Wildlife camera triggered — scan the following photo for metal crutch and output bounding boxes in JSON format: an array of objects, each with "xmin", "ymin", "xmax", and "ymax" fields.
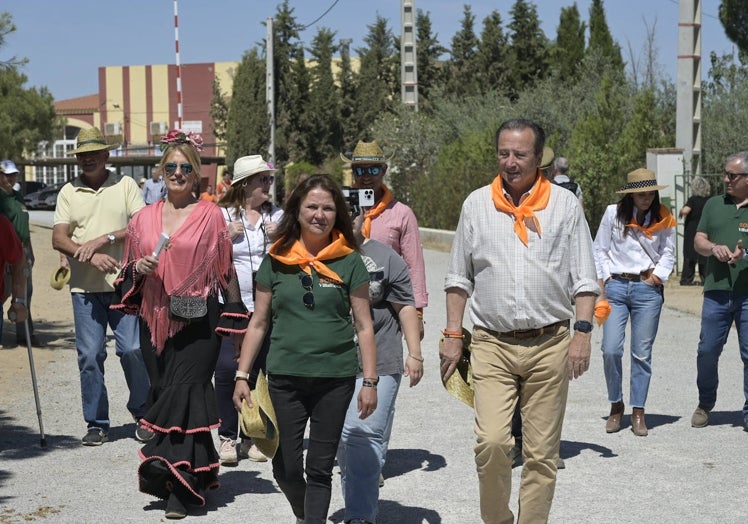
[{"xmin": 9, "ymin": 264, "xmax": 47, "ymax": 447}]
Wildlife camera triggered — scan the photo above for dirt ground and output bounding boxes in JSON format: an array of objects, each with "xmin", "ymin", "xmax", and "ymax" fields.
[{"xmin": 0, "ymin": 224, "xmax": 705, "ymax": 401}]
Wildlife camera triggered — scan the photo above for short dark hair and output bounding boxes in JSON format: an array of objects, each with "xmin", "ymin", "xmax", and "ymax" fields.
[
  {"xmin": 273, "ymin": 174, "xmax": 359, "ymax": 254},
  {"xmin": 494, "ymin": 119, "xmax": 546, "ymax": 157}
]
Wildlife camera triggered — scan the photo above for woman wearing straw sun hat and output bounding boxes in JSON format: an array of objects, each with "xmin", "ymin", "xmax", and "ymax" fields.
[
  {"xmin": 214, "ymin": 155, "xmax": 282, "ymax": 465},
  {"xmin": 593, "ymin": 168, "xmax": 676, "ymax": 437}
]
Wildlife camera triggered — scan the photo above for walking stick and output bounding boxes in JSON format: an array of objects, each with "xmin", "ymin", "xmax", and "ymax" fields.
[{"xmin": 9, "ymin": 265, "xmax": 47, "ymax": 447}]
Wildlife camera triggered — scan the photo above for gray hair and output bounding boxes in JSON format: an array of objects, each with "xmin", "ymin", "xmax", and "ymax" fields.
[
  {"xmin": 725, "ymin": 151, "xmax": 748, "ymax": 170},
  {"xmin": 554, "ymin": 157, "xmax": 569, "ymax": 175},
  {"xmin": 689, "ymin": 176, "xmax": 711, "ymax": 198}
]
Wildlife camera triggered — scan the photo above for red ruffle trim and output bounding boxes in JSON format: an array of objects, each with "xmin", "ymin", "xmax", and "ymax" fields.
[{"xmin": 139, "ymin": 419, "xmax": 220, "ymax": 435}]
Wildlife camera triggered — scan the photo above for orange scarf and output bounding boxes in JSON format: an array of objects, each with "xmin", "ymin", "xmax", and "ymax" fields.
[
  {"xmin": 625, "ymin": 205, "xmax": 677, "ymax": 238},
  {"xmin": 269, "ymin": 229, "xmax": 354, "ymax": 284},
  {"xmin": 362, "ymin": 184, "xmax": 394, "ymax": 238},
  {"xmin": 595, "ymin": 299, "xmax": 612, "ymax": 326},
  {"xmin": 490, "ymin": 172, "xmax": 551, "ymax": 247}
]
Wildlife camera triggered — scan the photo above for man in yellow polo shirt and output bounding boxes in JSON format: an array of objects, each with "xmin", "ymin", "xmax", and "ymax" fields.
[{"xmin": 52, "ymin": 127, "xmax": 151, "ymax": 446}]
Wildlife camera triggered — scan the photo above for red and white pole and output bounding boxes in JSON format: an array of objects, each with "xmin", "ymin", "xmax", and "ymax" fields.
[{"xmin": 174, "ymin": 0, "xmax": 183, "ymax": 129}]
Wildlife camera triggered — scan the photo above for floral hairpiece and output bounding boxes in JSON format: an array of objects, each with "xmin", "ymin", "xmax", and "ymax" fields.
[{"xmin": 159, "ymin": 129, "xmax": 204, "ymax": 152}]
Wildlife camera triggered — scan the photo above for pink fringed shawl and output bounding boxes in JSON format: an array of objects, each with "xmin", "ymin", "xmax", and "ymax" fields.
[{"xmin": 120, "ymin": 200, "xmax": 233, "ymax": 354}]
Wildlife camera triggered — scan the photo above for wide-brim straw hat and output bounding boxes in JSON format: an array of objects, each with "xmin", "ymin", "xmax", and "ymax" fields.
[
  {"xmin": 616, "ymin": 168, "xmax": 667, "ymax": 194},
  {"xmin": 441, "ymin": 328, "xmax": 474, "ymax": 408},
  {"xmin": 340, "ymin": 140, "xmax": 393, "ymax": 164},
  {"xmin": 67, "ymin": 127, "xmax": 119, "ymax": 155},
  {"xmin": 231, "ymin": 155, "xmax": 275, "ymax": 186},
  {"xmin": 239, "ymin": 370, "xmax": 279, "ymax": 458},
  {"xmin": 540, "ymin": 146, "xmax": 555, "ymax": 169},
  {"xmin": 50, "ymin": 266, "xmax": 71, "ymax": 290}
]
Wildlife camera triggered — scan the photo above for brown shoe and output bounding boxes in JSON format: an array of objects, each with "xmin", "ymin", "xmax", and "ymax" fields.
[
  {"xmin": 631, "ymin": 407, "xmax": 648, "ymax": 436},
  {"xmin": 605, "ymin": 401, "xmax": 624, "ymax": 433}
]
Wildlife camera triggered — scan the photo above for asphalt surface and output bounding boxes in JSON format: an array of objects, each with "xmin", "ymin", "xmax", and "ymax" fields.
[{"xmin": 0, "ymin": 212, "xmax": 746, "ymax": 523}]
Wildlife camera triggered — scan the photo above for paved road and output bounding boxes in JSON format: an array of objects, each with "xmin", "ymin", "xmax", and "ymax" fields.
[{"xmin": 1, "ymin": 214, "xmax": 746, "ymax": 523}]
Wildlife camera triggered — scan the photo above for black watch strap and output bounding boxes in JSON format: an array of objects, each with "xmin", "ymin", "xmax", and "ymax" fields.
[{"xmin": 573, "ymin": 320, "xmax": 593, "ymax": 333}]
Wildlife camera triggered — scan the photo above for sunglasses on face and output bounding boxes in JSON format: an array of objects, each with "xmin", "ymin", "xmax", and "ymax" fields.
[
  {"xmin": 164, "ymin": 162, "xmax": 193, "ymax": 175},
  {"xmin": 243, "ymin": 175, "xmax": 274, "ymax": 187},
  {"xmin": 353, "ymin": 165, "xmax": 383, "ymax": 177},
  {"xmin": 724, "ymin": 170, "xmax": 748, "ymax": 182},
  {"xmin": 300, "ymin": 274, "xmax": 314, "ymax": 309}
]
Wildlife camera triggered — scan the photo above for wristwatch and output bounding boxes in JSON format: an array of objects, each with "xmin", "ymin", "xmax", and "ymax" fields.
[
  {"xmin": 13, "ymin": 297, "xmax": 27, "ymax": 305},
  {"xmin": 573, "ymin": 320, "xmax": 593, "ymax": 333},
  {"xmin": 107, "ymin": 233, "xmax": 116, "ymax": 245}
]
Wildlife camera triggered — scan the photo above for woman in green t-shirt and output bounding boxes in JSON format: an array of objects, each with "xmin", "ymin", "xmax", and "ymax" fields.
[{"xmin": 233, "ymin": 174, "xmax": 378, "ymax": 523}]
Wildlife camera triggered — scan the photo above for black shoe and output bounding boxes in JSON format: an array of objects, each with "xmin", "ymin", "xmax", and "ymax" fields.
[
  {"xmin": 165, "ymin": 492, "xmax": 187, "ymax": 519},
  {"xmin": 135, "ymin": 420, "xmax": 156, "ymax": 442},
  {"xmin": 82, "ymin": 428, "xmax": 108, "ymax": 446},
  {"xmin": 744, "ymin": 421, "xmax": 748, "ymax": 433}
]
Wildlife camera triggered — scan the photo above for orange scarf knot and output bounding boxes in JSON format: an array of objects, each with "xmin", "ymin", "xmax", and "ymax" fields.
[
  {"xmin": 490, "ymin": 172, "xmax": 551, "ymax": 247},
  {"xmin": 625, "ymin": 205, "xmax": 677, "ymax": 238},
  {"xmin": 362, "ymin": 184, "xmax": 393, "ymax": 238},
  {"xmin": 269, "ymin": 229, "xmax": 354, "ymax": 284}
]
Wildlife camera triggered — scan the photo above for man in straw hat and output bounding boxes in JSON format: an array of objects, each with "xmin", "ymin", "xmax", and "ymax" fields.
[
  {"xmin": 52, "ymin": 127, "xmax": 152, "ymax": 446},
  {"xmin": 0, "ymin": 159, "xmax": 37, "ymax": 346},
  {"xmin": 441, "ymin": 118, "xmax": 599, "ymax": 523},
  {"xmin": 343, "ymin": 140, "xmax": 428, "ymax": 338},
  {"xmin": 691, "ymin": 150, "xmax": 748, "ymax": 433}
]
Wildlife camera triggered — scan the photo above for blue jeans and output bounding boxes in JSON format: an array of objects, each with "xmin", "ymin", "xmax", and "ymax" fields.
[
  {"xmin": 696, "ymin": 290, "xmax": 748, "ymax": 422},
  {"xmin": 269, "ymin": 374, "xmax": 354, "ymax": 524},
  {"xmin": 601, "ymin": 278, "xmax": 664, "ymax": 408},
  {"xmin": 71, "ymin": 292, "xmax": 149, "ymax": 431},
  {"xmin": 338, "ymin": 374, "xmax": 401, "ymax": 523}
]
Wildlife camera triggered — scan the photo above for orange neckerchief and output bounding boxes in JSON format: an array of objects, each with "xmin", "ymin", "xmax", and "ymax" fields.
[
  {"xmin": 625, "ymin": 205, "xmax": 677, "ymax": 238},
  {"xmin": 362, "ymin": 184, "xmax": 394, "ymax": 238},
  {"xmin": 490, "ymin": 172, "xmax": 551, "ymax": 247},
  {"xmin": 269, "ymin": 229, "xmax": 354, "ymax": 284},
  {"xmin": 595, "ymin": 299, "xmax": 612, "ymax": 326}
]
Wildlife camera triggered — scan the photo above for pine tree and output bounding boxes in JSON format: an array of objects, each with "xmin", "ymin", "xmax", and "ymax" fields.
[
  {"xmin": 476, "ymin": 10, "xmax": 510, "ymax": 96},
  {"xmin": 587, "ymin": 0, "xmax": 624, "ymax": 73},
  {"xmin": 224, "ymin": 49, "xmax": 269, "ymax": 168},
  {"xmin": 507, "ymin": 0, "xmax": 550, "ymax": 94},
  {"xmin": 415, "ymin": 9, "xmax": 447, "ymax": 110},
  {"xmin": 306, "ymin": 28, "xmax": 341, "ymax": 164},
  {"xmin": 554, "ymin": 3, "xmax": 586, "ymax": 81},
  {"xmin": 443, "ymin": 5, "xmax": 480, "ymax": 98},
  {"xmin": 337, "ymin": 38, "xmax": 357, "ymax": 149}
]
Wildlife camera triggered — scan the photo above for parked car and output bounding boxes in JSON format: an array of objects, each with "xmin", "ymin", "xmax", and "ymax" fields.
[
  {"xmin": 24, "ymin": 183, "xmax": 64, "ymax": 210},
  {"xmin": 22, "ymin": 181, "xmax": 47, "ymax": 195}
]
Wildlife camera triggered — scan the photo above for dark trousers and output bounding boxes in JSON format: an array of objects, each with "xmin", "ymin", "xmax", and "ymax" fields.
[
  {"xmin": 681, "ymin": 255, "xmax": 706, "ymax": 284},
  {"xmin": 214, "ymin": 324, "xmax": 270, "ymax": 439},
  {"xmin": 269, "ymin": 375, "xmax": 355, "ymax": 523}
]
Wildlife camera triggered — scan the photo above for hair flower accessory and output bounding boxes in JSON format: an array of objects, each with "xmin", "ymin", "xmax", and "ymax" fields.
[{"xmin": 160, "ymin": 129, "xmax": 204, "ymax": 152}]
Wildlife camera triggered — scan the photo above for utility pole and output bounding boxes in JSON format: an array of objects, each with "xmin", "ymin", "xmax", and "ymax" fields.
[
  {"xmin": 266, "ymin": 17, "xmax": 276, "ymax": 202},
  {"xmin": 676, "ymin": 0, "xmax": 702, "ymax": 175},
  {"xmin": 400, "ymin": 0, "xmax": 418, "ymax": 111},
  {"xmin": 173, "ymin": 0, "xmax": 183, "ymax": 128}
]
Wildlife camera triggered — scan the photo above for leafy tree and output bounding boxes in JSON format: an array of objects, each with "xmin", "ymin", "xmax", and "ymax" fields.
[
  {"xmin": 475, "ymin": 10, "xmax": 510, "ymax": 96},
  {"xmin": 507, "ymin": 0, "xmax": 550, "ymax": 94},
  {"xmin": 350, "ymin": 16, "xmax": 398, "ymax": 143},
  {"xmin": 414, "ymin": 10, "xmax": 447, "ymax": 110},
  {"xmin": 587, "ymin": 0, "xmax": 624, "ymax": 73},
  {"xmin": 0, "ymin": 12, "xmax": 58, "ymax": 158},
  {"xmin": 553, "ymin": 3, "xmax": 586, "ymax": 81},
  {"xmin": 224, "ymin": 49, "xmax": 268, "ymax": 168},
  {"xmin": 209, "ymin": 76, "xmax": 229, "ymax": 143},
  {"xmin": 719, "ymin": 0, "xmax": 748, "ymax": 55},
  {"xmin": 702, "ymin": 52, "xmax": 748, "ymax": 174},
  {"xmin": 305, "ymin": 28, "xmax": 341, "ymax": 164},
  {"xmin": 443, "ymin": 5, "xmax": 480, "ymax": 98}
]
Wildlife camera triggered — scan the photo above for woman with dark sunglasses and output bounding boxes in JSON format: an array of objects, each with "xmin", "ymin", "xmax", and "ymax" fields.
[
  {"xmin": 112, "ymin": 130, "xmax": 249, "ymax": 519},
  {"xmin": 233, "ymin": 174, "xmax": 378, "ymax": 524},
  {"xmin": 214, "ymin": 155, "xmax": 282, "ymax": 465}
]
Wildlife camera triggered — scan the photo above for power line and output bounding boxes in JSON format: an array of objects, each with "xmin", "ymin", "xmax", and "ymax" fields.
[{"xmin": 299, "ymin": 0, "xmax": 340, "ymax": 30}]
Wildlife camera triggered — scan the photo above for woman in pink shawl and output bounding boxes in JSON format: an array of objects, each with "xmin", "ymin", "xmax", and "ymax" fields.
[{"xmin": 113, "ymin": 130, "xmax": 248, "ymax": 519}]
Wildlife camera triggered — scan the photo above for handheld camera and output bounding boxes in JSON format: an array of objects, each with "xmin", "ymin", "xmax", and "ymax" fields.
[{"xmin": 342, "ymin": 187, "xmax": 375, "ymax": 217}]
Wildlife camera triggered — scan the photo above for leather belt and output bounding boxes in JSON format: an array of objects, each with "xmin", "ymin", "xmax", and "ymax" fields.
[
  {"xmin": 611, "ymin": 269, "xmax": 654, "ymax": 282},
  {"xmin": 489, "ymin": 320, "xmax": 569, "ymax": 340}
]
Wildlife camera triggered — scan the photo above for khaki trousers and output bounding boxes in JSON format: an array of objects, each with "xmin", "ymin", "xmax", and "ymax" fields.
[{"xmin": 471, "ymin": 326, "xmax": 570, "ymax": 524}]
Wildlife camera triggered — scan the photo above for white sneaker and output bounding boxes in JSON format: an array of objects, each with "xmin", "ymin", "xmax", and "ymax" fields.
[
  {"xmin": 239, "ymin": 439, "xmax": 268, "ymax": 462},
  {"xmin": 219, "ymin": 437, "xmax": 238, "ymax": 465}
]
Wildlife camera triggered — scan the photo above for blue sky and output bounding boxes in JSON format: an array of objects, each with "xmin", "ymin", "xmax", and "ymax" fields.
[{"xmin": 2, "ymin": 0, "xmax": 735, "ymax": 101}]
